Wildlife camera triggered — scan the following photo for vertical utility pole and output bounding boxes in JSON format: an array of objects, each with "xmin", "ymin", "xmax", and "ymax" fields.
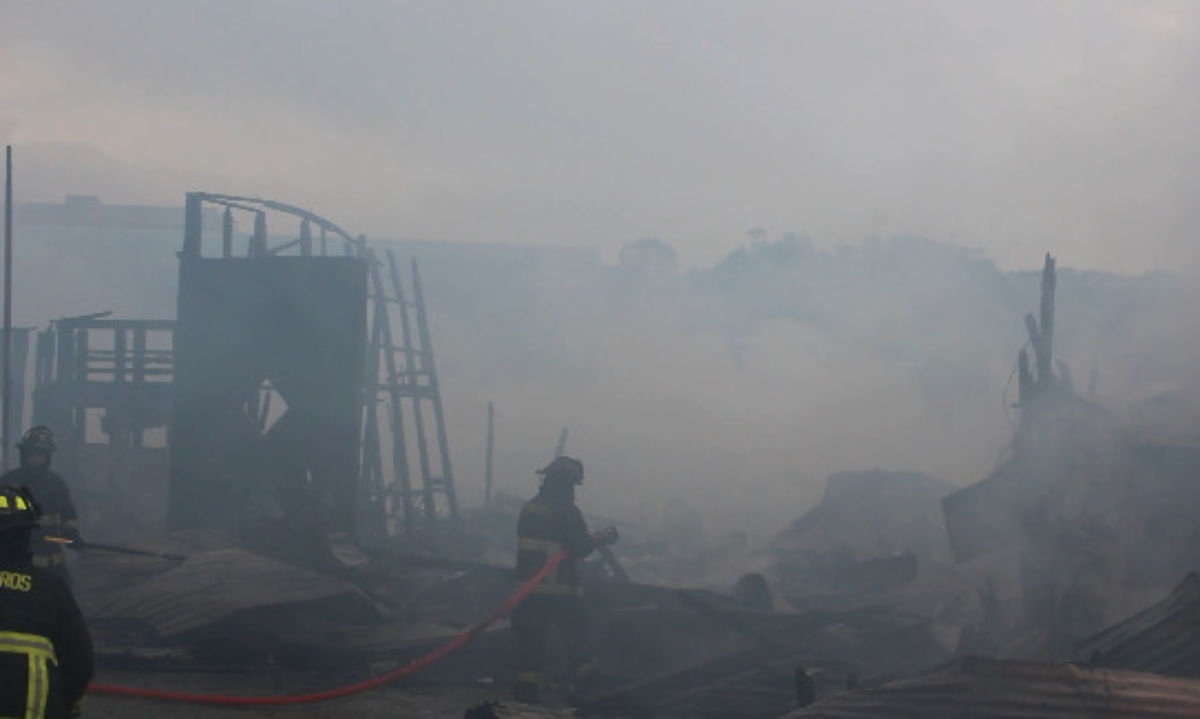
[
  {"xmin": 553, "ymin": 427, "xmax": 568, "ymax": 459},
  {"xmin": 3, "ymin": 146, "xmax": 13, "ymax": 471},
  {"xmin": 484, "ymin": 401, "xmax": 494, "ymax": 509}
]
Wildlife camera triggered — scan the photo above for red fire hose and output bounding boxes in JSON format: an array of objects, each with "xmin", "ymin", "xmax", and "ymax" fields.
[{"xmin": 89, "ymin": 550, "xmax": 567, "ymax": 706}]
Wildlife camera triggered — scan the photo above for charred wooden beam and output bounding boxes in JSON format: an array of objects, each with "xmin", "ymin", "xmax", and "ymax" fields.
[
  {"xmin": 1017, "ymin": 347, "xmax": 1033, "ymax": 406},
  {"xmin": 249, "ymin": 211, "xmax": 267, "ymax": 257},
  {"xmin": 221, "ymin": 207, "xmax": 233, "ymax": 258},
  {"xmin": 1038, "ymin": 252, "xmax": 1056, "ymax": 384},
  {"xmin": 299, "ymin": 219, "xmax": 312, "ymax": 257}
]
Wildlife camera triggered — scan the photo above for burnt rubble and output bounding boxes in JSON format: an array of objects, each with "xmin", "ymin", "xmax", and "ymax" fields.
[{"xmin": 43, "ymin": 207, "xmax": 1200, "ymax": 718}]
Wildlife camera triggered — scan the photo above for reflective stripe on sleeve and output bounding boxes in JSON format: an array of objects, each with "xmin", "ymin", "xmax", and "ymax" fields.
[
  {"xmin": 27, "ymin": 652, "xmax": 49, "ymax": 719},
  {"xmin": 522, "ymin": 502, "xmax": 554, "ymax": 516},
  {"xmin": 517, "ymin": 538, "xmax": 565, "ymax": 554},
  {"xmin": 0, "ymin": 631, "xmax": 57, "ymax": 719},
  {"xmin": 0, "ymin": 631, "xmax": 56, "ymax": 664},
  {"xmin": 31, "ymin": 553, "xmax": 64, "ymax": 567}
]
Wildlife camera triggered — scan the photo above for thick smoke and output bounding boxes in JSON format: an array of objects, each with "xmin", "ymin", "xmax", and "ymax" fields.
[
  {"xmin": 422, "ymin": 234, "xmax": 1200, "ymax": 543},
  {"xmin": 4, "ymin": 1, "xmax": 1199, "ymax": 553}
]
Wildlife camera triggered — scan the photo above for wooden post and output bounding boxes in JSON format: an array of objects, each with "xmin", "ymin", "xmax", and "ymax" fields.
[
  {"xmin": 1038, "ymin": 253, "xmax": 1056, "ymax": 387},
  {"xmin": 3, "ymin": 146, "xmax": 12, "ymax": 471},
  {"xmin": 553, "ymin": 427, "xmax": 568, "ymax": 458},
  {"xmin": 221, "ymin": 207, "xmax": 233, "ymax": 258},
  {"xmin": 484, "ymin": 401, "xmax": 494, "ymax": 509},
  {"xmin": 182, "ymin": 193, "xmax": 204, "ymax": 258},
  {"xmin": 390, "ymin": 254, "xmax": 436, "ymax": 521},
  {"xmin": 299, "ymin": 219, "xmax": 312, "ymax": 257},
  {"xmin": 250, "ymin": 211, "xmax": 267, "ymax": 257},
  {"xmin": 1017, "ymin": 348, "xmax": 1032, "ymax": 406},
  {"xmin": 410, "ymin": 257, "xmax": 458, "ymax": 520},
  {"xmin": 371, "ymin": 250, "xmax": 416, "ymax": 534},
  {"xmin": 113, "ymin": 325, "xmax": 127, "ymax": 384}
]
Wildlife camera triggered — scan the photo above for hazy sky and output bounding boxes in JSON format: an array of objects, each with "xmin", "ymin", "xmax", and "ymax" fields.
[{"xmin": 3, "ymin": 1, "xmax": 1198, "ymax": 271}]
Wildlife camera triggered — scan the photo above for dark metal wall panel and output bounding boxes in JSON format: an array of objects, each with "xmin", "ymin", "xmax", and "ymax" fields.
[{"xmin": 169, "ymin": 257, "xmax": 367, "ymax": 532}]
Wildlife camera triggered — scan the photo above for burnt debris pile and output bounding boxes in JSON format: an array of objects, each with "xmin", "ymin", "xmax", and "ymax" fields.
[{"xmin": 21, "ymin": 196, "xmax": 1200, "ymax": 718}]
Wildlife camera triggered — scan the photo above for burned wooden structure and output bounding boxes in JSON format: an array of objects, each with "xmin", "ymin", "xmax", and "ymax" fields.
[
  {"xmin": 1016, "ymin": 253, "xmax": 1060, "ymax": 407},
  {"xmin": 943, "ymin": 252, "xmax": 1200, "ymax": 662},
  {"xmin": 32, "ymin": 315, "xmax": 173, "ymax": 536},
  {"xmin": 18, "ymin": 194, "xmax": 460, "ymax": 549},
  {"xmin": 172, "ymin": 193, "xmax": 459, "ymax": 548},
  {"xmin": 360, "ymin": 245, "xmax": 460, "ymax": 543}
]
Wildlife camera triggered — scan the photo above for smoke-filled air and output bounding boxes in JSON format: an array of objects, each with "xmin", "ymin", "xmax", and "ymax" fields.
[{"xmin": 2, "ymin": 2, "xmax": 1200, "ymax": 717}]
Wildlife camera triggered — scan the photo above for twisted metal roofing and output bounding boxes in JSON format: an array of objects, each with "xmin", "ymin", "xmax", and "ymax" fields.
[{"xmin": 785, "ymin": 656, "xmax": 1200, "ymax": 718}]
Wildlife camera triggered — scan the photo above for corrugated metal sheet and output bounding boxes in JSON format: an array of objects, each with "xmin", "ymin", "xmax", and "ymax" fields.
[
  {"xmin": 92, "ymin": 548, "xmax": 375, "ymax": 638},
  {"xmin": 1078, "ymin": 573, "xmax": 1200, "ymax": 677},
  {"xmin": 784, "ymin": 657, "xmax": 1200, "ymax": 718}
]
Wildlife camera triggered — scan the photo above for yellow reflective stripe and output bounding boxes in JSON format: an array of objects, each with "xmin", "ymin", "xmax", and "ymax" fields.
[
  {"xmin": 0, "ymin": 632, "xmax": 55, "ymax": 719},
  {"xmin": 519, "ymin": 538, "xmax": 568, "ymax": 587},
  {"xmin": 26, "ymin": 653, "xmax": 48, "ymax": 719},
  {"xmin": 0, "ymin": 632, "xmax": 56, "ymax": 664},
  {"xmin": 523, "ymin": 502, "xmax": 554, "ymax": 516},
  {"xmin": 518, "ymin": 538, "xmax": 564, "ymax": 554},
  {"xmin": 31, "ymin": 554, "xmax": 64, "ymax": 567},
  {"xmin": 529, "ymin": 583, "xmax": 583, "ymax": 597}
]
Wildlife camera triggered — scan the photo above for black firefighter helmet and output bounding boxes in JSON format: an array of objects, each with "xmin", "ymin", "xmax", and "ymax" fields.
[
  {"xmin": 16, "ymin": 426, "xmax": 56, "ymax": 456},
  {"xmin": 538, "ymin": 456, "xmax": 584, "ymax": 486},
  {"xmin": 0, "ymin": 485, "xmax": 41, "ymax": 532}
]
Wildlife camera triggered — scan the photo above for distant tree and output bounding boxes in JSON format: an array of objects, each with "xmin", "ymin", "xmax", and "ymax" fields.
[
  {"xmin": 713, "ymin": 232, "xmax": 814, "ymax": 275},
  {"xmin": 758, "ymin": 232, "xmax": 813, "ymax": 265},
  {"xmin": 619, "ymin": 237, "xmax": 678, "ymax": 273}
]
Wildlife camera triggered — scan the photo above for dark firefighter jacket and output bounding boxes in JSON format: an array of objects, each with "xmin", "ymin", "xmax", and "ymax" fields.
[
  {"xmin": 0, "ymin": 557, "xmax": 93, "ymax": 718},
  {"xmin": 0, "ymin": 468, "xmax": 80, "ymax": 571},
  {"xmin": 515, "ymin": 488, "xmax": 599, "ymax": 596}
]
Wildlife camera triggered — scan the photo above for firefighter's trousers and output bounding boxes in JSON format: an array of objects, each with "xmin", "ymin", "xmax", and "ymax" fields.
[{"xmin": 511, "ymin": 594, "xmax": 596, "ymax": 701}]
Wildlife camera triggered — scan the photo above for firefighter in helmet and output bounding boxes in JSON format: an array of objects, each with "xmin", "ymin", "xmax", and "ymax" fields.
[
  {"xmin": 0, "ymin": 484, "xmax": 93, "ymax": 718},
  {"xmin": 0, "ymin": 427, "xmax": 82, "ymax": 584},
  {"xmin": 511, "ymin": 456, "xmax": 618, "ymax": 704}
]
